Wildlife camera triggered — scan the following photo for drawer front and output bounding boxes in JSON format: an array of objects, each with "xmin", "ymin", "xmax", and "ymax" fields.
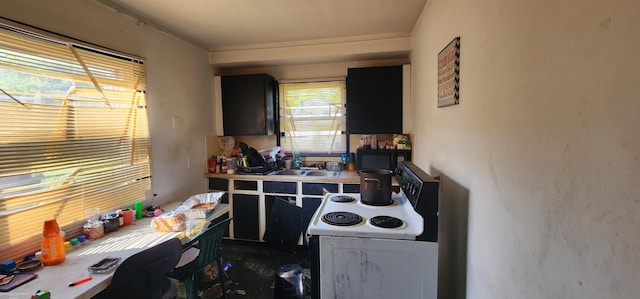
[
  {"xmin": 208, "ymin": 178, "xmax": 229, "ymax": 191},
  {"xmin": 302, "ymin": 183, "xmax": 338, "ymax": 196},
  {"xmin": 343, "ymin": 184, "xmax": 360, "ymax": 193},
  {"xmin": 264, "ymin": 181, "xmax": 297, "ymax": 194}
]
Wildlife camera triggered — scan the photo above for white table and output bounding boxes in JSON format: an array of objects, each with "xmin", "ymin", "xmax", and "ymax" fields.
[{"xmin": 5, "ymin": 203, "xmax": 229, "ymax": 299}]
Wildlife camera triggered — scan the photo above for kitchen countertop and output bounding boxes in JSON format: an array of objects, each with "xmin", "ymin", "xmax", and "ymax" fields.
[
  {"xmin": 205, "ymin": 169, "xmax": 361, "ymax": 183},
  {"xmin": 205, "ymin": 170, "xmax": 399, "ymax": 185}
]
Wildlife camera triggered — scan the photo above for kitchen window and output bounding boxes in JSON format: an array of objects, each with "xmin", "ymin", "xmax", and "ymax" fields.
[
  {"xmin": 0, "ymin": 21, "xmax": 150, "ymax": 261},
  {"xmin": 279, "ymin": 81, "xmax": 346, "ymax": 154}
]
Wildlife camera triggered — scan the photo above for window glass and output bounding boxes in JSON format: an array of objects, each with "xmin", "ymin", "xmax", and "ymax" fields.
[
  {"xmin": 279, "ymin": 81, "xmax": 346, "ymax": 154},
  {"xmin": 0, "ymin": 23, "xmax": 150, "ymax": 261}
]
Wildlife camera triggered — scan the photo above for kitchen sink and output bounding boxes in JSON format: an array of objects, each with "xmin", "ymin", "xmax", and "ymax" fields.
[
  {"xmin": 271, "ymin": 169, "xmax": 307, "ymax": 175},
  {"xmin": 270, "ymin": 169, "xmax": 341, "ymax": 177},
  {"xmin": 305, "ymin": 170, "xmax": 341, "ymax": 177}
]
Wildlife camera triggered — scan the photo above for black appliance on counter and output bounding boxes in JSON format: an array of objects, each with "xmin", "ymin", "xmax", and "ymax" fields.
[
  {"xmin": 356, "ymin": 148, "xmax": 411, "ymax": 174},
  {"xmin": 307, "ymin": 161, "xmax": 440, "ymax": 299}
]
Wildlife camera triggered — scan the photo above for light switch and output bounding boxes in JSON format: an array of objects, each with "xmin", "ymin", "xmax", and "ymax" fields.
[{"xmin": 172, "ymin": 116, "xmax": 180, "ymax": 129}]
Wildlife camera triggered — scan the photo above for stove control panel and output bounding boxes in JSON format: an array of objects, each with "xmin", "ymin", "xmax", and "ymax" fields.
[
  {"xmin": 395, "ymin": 161, "xmax": 440, "ymax": 242},
  {"xmin": 396, "ymin": 162, "xmax": 424, "ymax": 207}
]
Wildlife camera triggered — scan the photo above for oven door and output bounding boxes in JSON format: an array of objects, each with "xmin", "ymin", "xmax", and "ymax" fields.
[{"xmin": 315, "ymin": 235, "xmax": 438, "ymax": 299}]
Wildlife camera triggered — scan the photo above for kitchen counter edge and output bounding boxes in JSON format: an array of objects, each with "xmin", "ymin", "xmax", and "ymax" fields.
[{"xmin": 205, "ymin": 170, "xmax": 361, "ymax": 183}]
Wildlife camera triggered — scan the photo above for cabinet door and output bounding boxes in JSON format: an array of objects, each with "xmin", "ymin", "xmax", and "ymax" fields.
[
  {"xmin": 221, "ymin": 73, "xmax": 276, "ymax": 136},
  {"xmin": 232, "ymin": 194, "xmax": 260, "ymax": 240},
  {"xmin": 347, "ymin": 66, "xmax": 403, "ymax": 134}
]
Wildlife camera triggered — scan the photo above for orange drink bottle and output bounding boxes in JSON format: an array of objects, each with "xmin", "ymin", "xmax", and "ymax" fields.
[{"xmin": 41, "ymin": 219, "xmax": 65, "ymax": 265}]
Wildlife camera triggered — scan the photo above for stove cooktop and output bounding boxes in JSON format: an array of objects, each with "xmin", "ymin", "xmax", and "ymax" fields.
[{"xmin": 307, "ymin": 192, "xmax": 424, "ymax": 240}]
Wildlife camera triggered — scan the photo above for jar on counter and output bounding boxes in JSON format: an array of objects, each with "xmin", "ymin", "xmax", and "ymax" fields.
[
  {"xmin": 221, "ymin": 163, "xmax": 227, "ymax": 173},
  {"xmin": 207, "ymin": 158, "xmax": 216, "ymax": 173},
  {"xmin": 226, "ymin": 158, "xmax": 237, "ymax": 174}
]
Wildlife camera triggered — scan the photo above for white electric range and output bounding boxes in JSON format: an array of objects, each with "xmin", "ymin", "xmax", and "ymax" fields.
[
  {"xmin": 307, "ymin": 192, "xmax": 423, "ymax": 240},
  {"xmin": 307, "ymin": 161, "xmax": 440, "ymax": 299}
]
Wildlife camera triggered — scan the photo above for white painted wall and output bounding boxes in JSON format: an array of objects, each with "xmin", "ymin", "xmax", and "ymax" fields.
[
  {"xmin": 2, "ymin": 0, "xmax": 215, "ymax": 206},
  {"xmin": 411, "ymin": 0, "xmax": 640, "ymax": 298}
]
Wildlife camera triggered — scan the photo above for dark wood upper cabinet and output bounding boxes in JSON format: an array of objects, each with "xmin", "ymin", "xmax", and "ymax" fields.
[
  {"xmin": 346, "ymin": 65, "xmax": 403, "ymax": 134},
  {"xmin": 221, "ymin": 73, "xmax": 276, "ymax": 136}
]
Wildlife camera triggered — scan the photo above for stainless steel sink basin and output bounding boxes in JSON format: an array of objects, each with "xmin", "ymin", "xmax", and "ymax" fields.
[
  {"xmin": 270, "ymin": 169, "xmax": 341, "ymax": 177},
  {"xmin": 271, "ymin": 169, "xmax": 307, "ymax": 175},
  {"xmin": 305, "ymin": 170, "xmax": 341, "ymax": 177}
]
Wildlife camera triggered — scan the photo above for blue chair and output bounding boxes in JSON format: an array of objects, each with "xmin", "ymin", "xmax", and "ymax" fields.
[
  {"xmin": 168, "ymin": 218, "xmax": 233, "ymax": 299},
  {"xmin": 92, "ymin": 237, "xmax": 182, "ymax": 299}
]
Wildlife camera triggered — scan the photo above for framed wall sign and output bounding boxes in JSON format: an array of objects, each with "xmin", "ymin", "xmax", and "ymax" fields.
[{"xmin": 437, "ymin": 37, "xmax": 460, "ymax": 107}]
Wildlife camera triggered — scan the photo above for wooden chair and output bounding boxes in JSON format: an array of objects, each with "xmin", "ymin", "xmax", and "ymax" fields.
[
  {"xmin": 168, "ymin": 218, "xmax": 233, "ymax": 299},
  {"xmin": 92, "ymin": 237, "xmax": 182, "ymax": 299}
]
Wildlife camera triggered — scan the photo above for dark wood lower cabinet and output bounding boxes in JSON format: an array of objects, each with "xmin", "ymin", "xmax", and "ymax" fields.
[
  {"xmin": 208, "ymin": 177, "xmax": 358, "ymax": 243},
  {"xmin": 343, "ymin": 183, "xmax": 360, "ymax": 193},
  {"xmin": 232, "ymin": 194, "xmax": 259, "ymax": 240},
  {"xmin": 302, "ymin": 182, "xmax": 338, "ymax": 196},
  {"xmin": 302, "ymin": 197, "xmax": 323, "ymax": 246}
]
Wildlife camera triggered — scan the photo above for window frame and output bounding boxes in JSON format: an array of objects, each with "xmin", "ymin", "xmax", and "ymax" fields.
[
  {"xmin": 0, "ymin": 19, "xmax": 151, "ymax": 262},
  {"xmin": 277, "ymin": 80, "xmax": 348, "ymax": 156}
]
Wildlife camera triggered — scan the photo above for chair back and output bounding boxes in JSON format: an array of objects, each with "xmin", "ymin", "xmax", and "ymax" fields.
[
  {"xmin": 95, "ymin": 238, "xmax": 182, "ymax": 299},
  {"xmin": 194, "ymin": 218, "xmax": 232, "ymax": 272}
]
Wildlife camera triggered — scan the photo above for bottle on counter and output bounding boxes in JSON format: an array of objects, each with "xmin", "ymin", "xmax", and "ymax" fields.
[
  {"xmin": 41, "ymin": 219, "xmax": 65, "ymax": 265},
  {"xmin": 220, "ymin": 158, "xmax": 228, "ymax": 173},
  {"xmin": 347, "ymin": 153, "xmax": 356, "ymax": 171}
]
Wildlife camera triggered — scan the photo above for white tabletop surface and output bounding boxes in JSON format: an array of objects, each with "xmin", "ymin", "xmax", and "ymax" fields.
[{"xmin": 5, "ymin": 203, "xmax": 229, "ymax": 299}]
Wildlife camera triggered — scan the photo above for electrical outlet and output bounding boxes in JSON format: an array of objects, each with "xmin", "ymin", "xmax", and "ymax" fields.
[{"xmin": 172, "ymin": 116, "xmax": 180, "ymax": 129}]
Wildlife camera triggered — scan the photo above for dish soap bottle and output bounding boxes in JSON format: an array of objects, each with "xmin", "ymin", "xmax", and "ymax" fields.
[
  {"xmin": 41, "ymin": 219, "xmax": 65, "ymax": 265},
  {"xmin": 293, "ymin": 151, "xmax": 303, "ymax": 169}
]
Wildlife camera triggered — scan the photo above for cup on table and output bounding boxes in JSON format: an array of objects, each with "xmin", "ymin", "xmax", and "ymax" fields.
[
  {"xmin": 121, "ymin": 208, "xmax": 133, "ymax": 225},
  {"xmin": 284, "ymin": 160, "xmax": 292, "ymax": 169},
  {"xmin": 134, "ymin": 200, "xmax": 144, "ymax": 219}
]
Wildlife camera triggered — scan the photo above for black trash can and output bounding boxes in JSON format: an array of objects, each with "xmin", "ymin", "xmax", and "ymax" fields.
[{"xmin": 274, "ymin": 264, "xmax": 304, "ymax": 299}]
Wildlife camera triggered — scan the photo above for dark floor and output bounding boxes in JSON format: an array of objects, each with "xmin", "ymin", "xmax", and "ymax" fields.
[{"xmin": 199, "ymin": 240, "xmax": 311, "ymax": 299}]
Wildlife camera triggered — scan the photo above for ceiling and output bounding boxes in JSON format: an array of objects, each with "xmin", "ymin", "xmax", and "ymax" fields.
[{"xmin": 99, "ymin": 0, "xmax": 428, "ymax": 67}]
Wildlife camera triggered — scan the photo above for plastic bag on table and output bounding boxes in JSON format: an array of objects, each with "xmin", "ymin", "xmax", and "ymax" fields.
[{"xmin": 150, "ymin": 211, "xmax": 187, "ymax": 232}]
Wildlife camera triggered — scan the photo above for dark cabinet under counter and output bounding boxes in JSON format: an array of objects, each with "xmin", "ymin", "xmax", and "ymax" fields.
[
  {"xmin": 343, "ymin": 184, "xmax": 360, "ymax": 193},
  {"xmin": 302, "ymin": 182, "xmax": 339, "ymax": 196},
  {"xmin": 232, "ymin": 194, "xmax": 260, "ymax": 240},
  {"xmin": 264, "ymin": 181, "xmax": 297, "ymax": 194}
]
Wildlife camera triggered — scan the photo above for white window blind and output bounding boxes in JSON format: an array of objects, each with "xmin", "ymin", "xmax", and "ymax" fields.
[
  {"xmin": 279, "ymin": 81, "xmax": 346, "ymax": 154},
  {"xmin": 0, "ymin": 22, "xmax": 151, "ymax": 261}
]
